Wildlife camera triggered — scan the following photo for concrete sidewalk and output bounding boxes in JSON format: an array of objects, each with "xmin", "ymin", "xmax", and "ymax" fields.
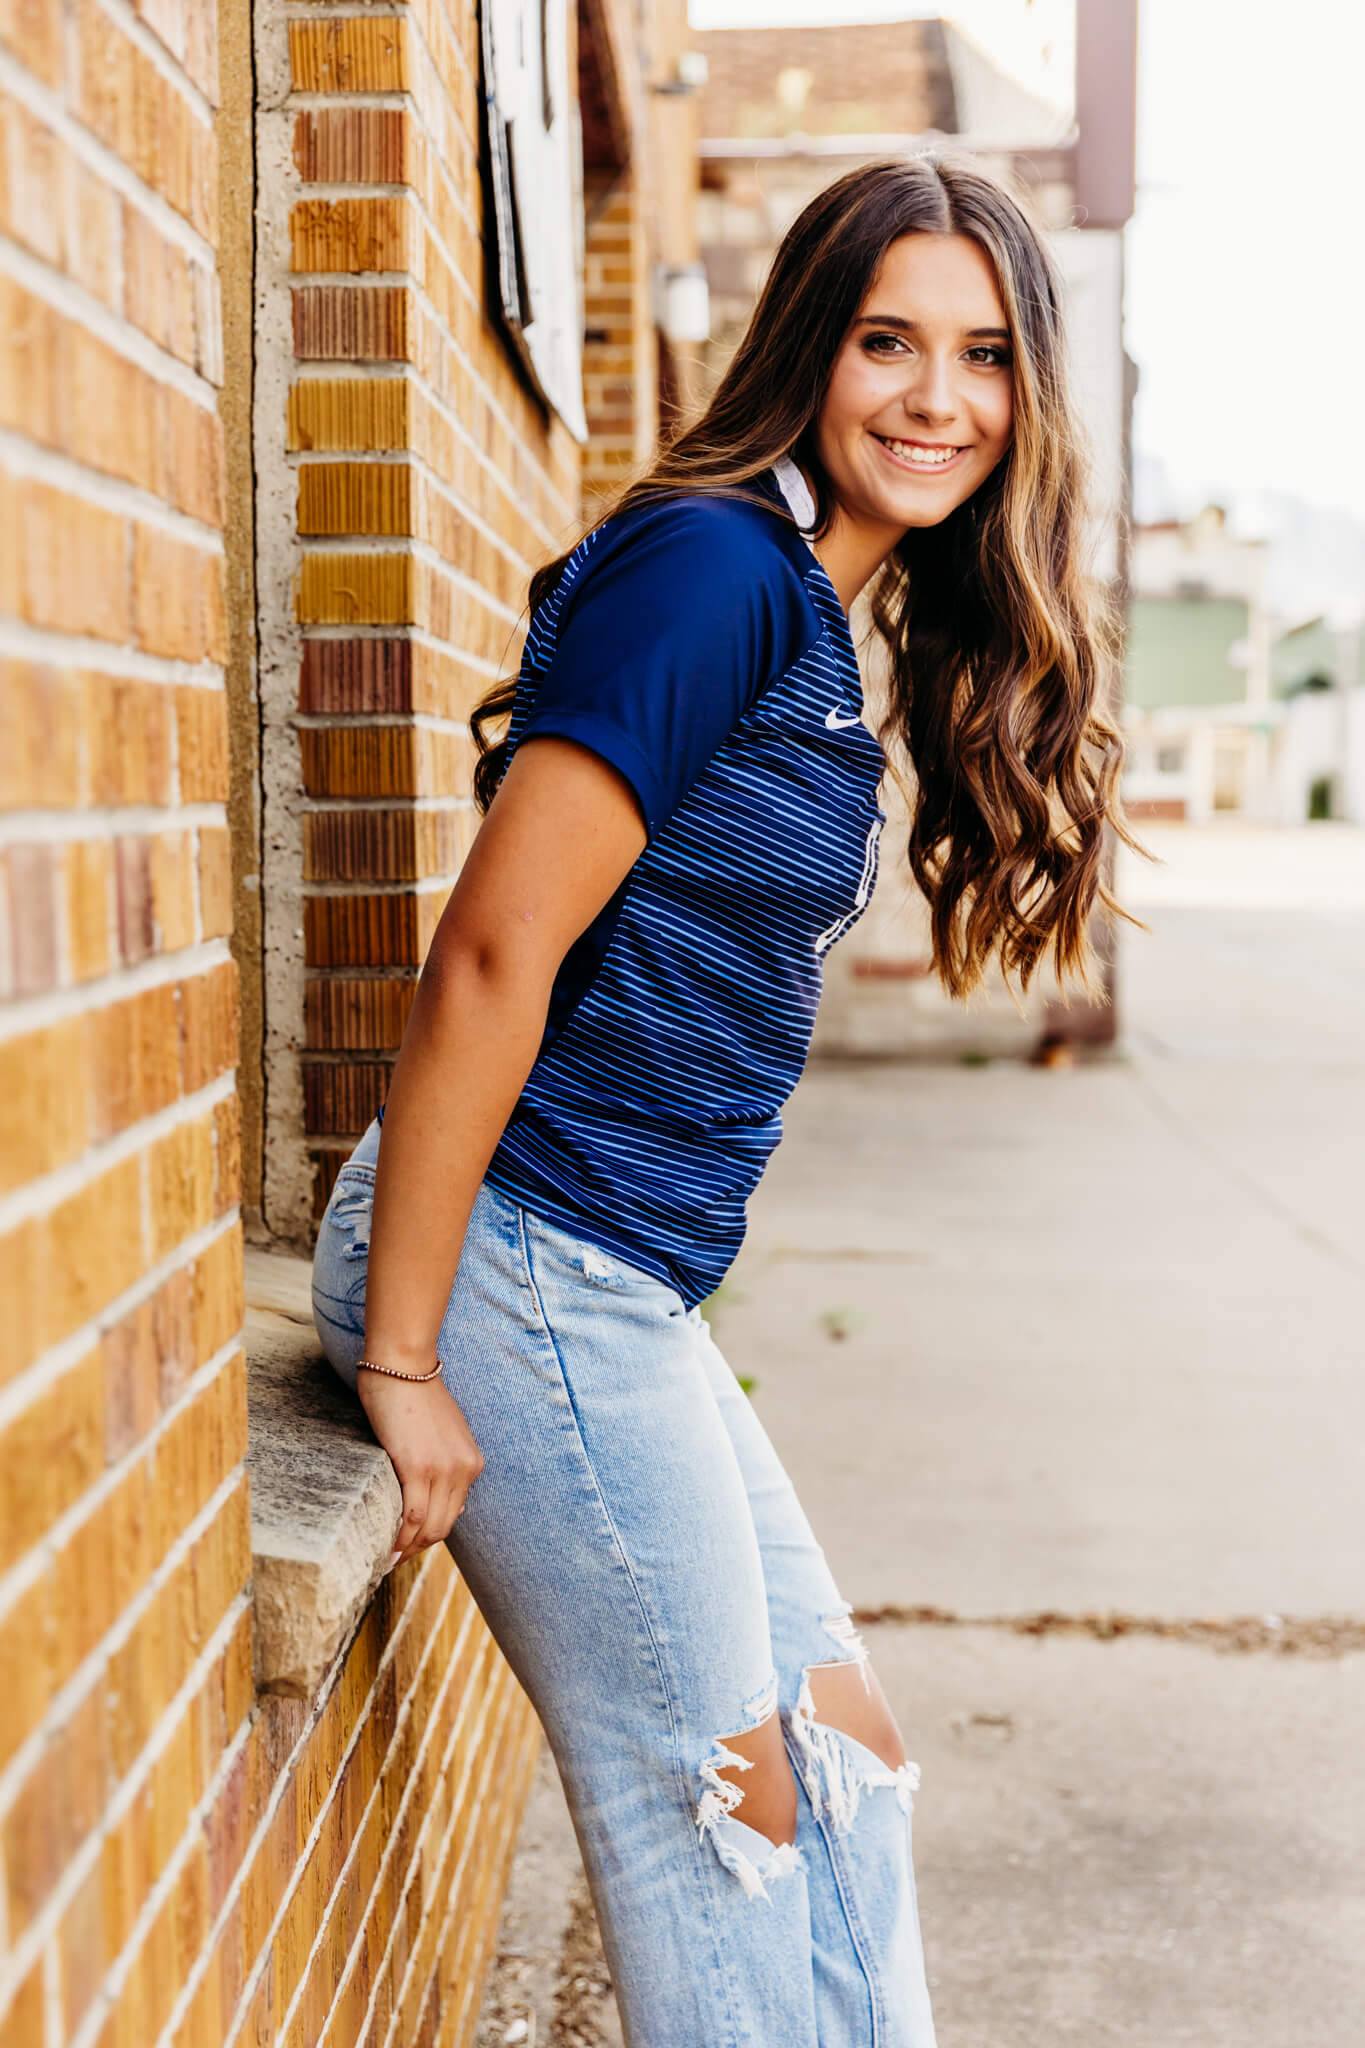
[{"xmin": 478, "ymin": 826, "xmax": 1365, "ymax": 2045}]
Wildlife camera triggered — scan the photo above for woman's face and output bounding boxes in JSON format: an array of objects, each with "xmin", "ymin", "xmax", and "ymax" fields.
[{"xmin": 815, "ymin": 232, "xmax": 1015, "ymax": 539}]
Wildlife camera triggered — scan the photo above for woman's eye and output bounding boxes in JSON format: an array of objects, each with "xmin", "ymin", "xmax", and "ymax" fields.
[
  {"xmin": 966, "ymin": 345, "xmax": 1012, "ymax": 367},
  {"xmin": 862, "ymin": 332, "xmax": 909, "ymax": 356}
]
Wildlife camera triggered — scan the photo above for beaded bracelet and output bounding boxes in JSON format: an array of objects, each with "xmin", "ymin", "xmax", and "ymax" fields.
[{"xmin": 356, "ymin": 1357, "xmax": 444, "ymax": 1383}]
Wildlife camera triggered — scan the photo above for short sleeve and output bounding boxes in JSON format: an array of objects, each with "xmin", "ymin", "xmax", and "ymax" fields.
[{"xmin": 515, "ymin": 495, "xmax": 819, "ymax": 839}]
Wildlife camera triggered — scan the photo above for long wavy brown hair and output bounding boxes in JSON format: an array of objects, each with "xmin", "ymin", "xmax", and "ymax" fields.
[{"xmin": 473, "ymin": 154, "xmax": 1138, "ymax": 996}]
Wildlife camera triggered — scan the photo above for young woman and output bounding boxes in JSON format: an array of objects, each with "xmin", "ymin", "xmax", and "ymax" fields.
[{"xmin": 312, "ymin": 155, "xmax": 1129, "ymax": 2046}]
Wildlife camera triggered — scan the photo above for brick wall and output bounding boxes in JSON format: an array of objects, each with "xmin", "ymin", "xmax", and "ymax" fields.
[
  {"xmin": 0, "ymin": 2, "xmax": 247, "ymax": 2045},
  {"xmin": 252, "ymin": 0, "xmax": 583, "ymax": 1230},
  {"xmin": 582, "ymin": 170, "xmax": 657, "ymax": 513},
  {"xmin": 1, "ymin": 0, "xmax": 547, "ymax": 2042}
]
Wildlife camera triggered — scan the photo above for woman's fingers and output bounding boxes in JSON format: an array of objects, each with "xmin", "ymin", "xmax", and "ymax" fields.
[
  {"xmin": 396, "ymin": 1471, "xmax": 431, "ymax": 1561},
  {"xmin": 356, "ymin": 1375, "xmax": 485, "ymax": 1560}
]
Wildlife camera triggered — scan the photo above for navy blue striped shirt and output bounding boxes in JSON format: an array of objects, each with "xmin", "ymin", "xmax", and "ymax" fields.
[{"xmin": 482, "ymin": 464, "xmax": 886, "ymax": 1306}]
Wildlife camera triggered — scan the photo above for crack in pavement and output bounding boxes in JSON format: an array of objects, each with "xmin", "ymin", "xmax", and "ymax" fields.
[{"xmin": 852, "ymin": 1605, "xmax": 1365, "ymax": 1656}]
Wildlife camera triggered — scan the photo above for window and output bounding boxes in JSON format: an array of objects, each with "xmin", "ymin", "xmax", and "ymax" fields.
[{"xmin": 482, "ymin": 0, "xmax": 587, "ymax": 439}]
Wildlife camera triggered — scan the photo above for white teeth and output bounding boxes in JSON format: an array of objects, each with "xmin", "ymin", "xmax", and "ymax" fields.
[{"xmin": 879, "ymin": 437, "xmax": 959, "ymax": 467}]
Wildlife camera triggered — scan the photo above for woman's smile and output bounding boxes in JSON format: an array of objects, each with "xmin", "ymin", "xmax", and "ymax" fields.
[{"xmin": 871, "ymin": 433, "xmax": 969, "ymax": 474}]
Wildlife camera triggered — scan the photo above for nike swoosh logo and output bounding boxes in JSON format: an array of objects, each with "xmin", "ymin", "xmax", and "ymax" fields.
[{"xmin": 825, "ymin": 707, "xmax": 863, "ymax": 730}]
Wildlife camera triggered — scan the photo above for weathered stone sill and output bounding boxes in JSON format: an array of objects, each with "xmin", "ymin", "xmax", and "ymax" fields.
[{"xmin": 244, "ymin": 1246, "xmax": 400, "ymax": 1698}]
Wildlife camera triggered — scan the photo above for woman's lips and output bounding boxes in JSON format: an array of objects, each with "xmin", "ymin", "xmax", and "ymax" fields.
[{"xmin": 873, "ymin": 433, "xmax": 967, "ymax": 475}]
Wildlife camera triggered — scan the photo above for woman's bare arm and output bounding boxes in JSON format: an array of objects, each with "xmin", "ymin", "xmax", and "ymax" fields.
[{"xmin": 356, "ymin": 738, "xmax": 647, "ymax": 1560}]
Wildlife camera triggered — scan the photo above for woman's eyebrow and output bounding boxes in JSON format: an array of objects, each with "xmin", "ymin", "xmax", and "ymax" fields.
[{"xmin": 853, "ymin": 314, "xmax": 1011, "ymax": 339}]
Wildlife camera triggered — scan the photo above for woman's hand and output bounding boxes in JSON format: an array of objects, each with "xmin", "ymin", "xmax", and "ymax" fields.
[{"xmin": 356, "ymin": 1369, "xmax": 485, "ymax": 1562}]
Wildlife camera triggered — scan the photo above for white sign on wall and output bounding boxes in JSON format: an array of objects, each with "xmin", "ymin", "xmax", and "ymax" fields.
[
  {"xmin": 482, "ymin": 0, "xmax": 588, "ymax": 442},
  {"xmin": 1051, "ymin": 226, "xmax": 1125, "ymax": 585}
]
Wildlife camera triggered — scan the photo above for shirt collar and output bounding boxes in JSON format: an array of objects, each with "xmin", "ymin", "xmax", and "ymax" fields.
[{"xmin": 771, "ymin": 456, "xmax": 818, "ymax": 552}]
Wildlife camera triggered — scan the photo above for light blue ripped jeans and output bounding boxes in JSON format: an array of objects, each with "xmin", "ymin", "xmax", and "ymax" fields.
[{"xmin": 312, "ymin": 1118, "xmax": 937, "ymax": 2048}]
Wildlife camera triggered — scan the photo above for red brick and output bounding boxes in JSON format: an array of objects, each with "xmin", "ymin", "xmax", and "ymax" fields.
[{"xmin": 115, "ymin": 835, "xmax": 155, "ymax": 964}]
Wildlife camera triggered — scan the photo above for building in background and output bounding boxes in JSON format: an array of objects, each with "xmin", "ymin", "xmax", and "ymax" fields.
[
  {"xmin": 1124, "ymin": 507, "xmax": 1365, "ymax": 825},
  {"xmin": 693, "ymin": 1, "xmax": 1137, "ymax": 1057}
]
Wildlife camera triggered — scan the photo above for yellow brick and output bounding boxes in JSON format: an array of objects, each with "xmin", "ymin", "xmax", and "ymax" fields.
[
  {"xmin": 204, "ymin": 551, "xmax": 227, "ymax": 665},
  {"xmin": 149, "ymin": 1711, "xmax": 198, "ymax": 1877},
  {"xmin": 102, "ymin": 1780, "xmax": 154, "ymax": 1956},
  {"xmin": 67, "ymin": 321, "xmax": 164, "ymax": 494},
  {"xmin": 0, "ymin": 1955, "xmax": 45, "ymax": 2048},
  {"xmin": 146, "ymin": 1114, "xmax": 216, "ymax": 1263},
  {"xmin": 287, "ymin": 375, "xmax": 410, "ymax": 453},
  {"xmin": 173, "ymin": 1947, "xmax": 222, "ymax": 2048},
  {"xmin": 58, "ymin": 1855, "xmax": 105, "ymax": 2039},
  {"xmin": 213, "ymin": 1093, "xmax": 241, "ymax": 1214},
  {"xmin": 65, "ymin": 836, "xmax": 113, "ymax": 982},
  {"xmin": 0, "ymin": 1014, "xmax": 88, "ymax": 1195},
  {"xmin": 191, "ymin": 1225, "xmax": 243, "ymax": 1367},
  {"xmin": 65, "ymin": 150, "xmax": 121, "ymax": 311},
  {"xmin": 290, "ymin": 194, "xmax": 414, "ymax": 275},
  {"xmin": 132, "ymin": 526, "xmax": 211, "ymax": 663},
  {"xmin": 288, "ymin": 15, "xmax": 411, "ymax": 93},
  {"xmin": 0, "ymin": 134, "xmax": 65, "ymax": 321},
  {"xmin": 151, "ymin": 829, "xmax": 197, "ymax": 951},
  {"xmin": 196, "ymin": 826, "xmax": 232, "ymax": 940},
  {"xmin": 174, "ymin": 686, "xmax": 229, "ymax": 802},
  {"xmin": 0, "ymin": 1346, "xmax": 104, "ymax": 1573},
  {"xmin": 0, "ymin": 0, "xmax": 63, "ymax": 84},
  {"xmin": 179, "ymin": 958, "xmax": 238, "ymax": 1092},
  {"xmin": 21, "ymin": 482, "xmax": 129, "ymax": 641},
  {"xmin": 91, "ymin": 980, "xmax": 182, "ymax": 1142},
  {"xmin": 0, "ymin": 1569, "xmax": 54, "ymax": 1772},
  {"xmin": 296, "ymin": 550, "xmax": 415, "ymax": 626},
  {"xmin": 84, "ymin": 673, "xmax": 174, "ymax": 805},
  {"xmin": 297, "ymin": 459, "xmax": 413, "ymax": 536},
  {"xmin": 3, "ymin": 1689, "xmax": 105, "ymax": 1935},
  {"xmin": 165, "ymin": 386, "xmax": 225, "ymax": 526},
  {"xmin": 102, "ymin": 1296, "xmax": 165, "ymax": 1466},
  {"xmin": 54, "ymin": 1459, "xmax": 150, "ymax": 1674},
  {"xmin": 0, "ymin": 659, "xmax": 82, "ymax": 807},
  {"xmin": 0, "ymin": 1155, "xmax": 145, "ymax": 1377}
]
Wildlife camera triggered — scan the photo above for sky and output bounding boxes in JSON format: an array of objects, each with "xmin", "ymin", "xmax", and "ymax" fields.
[{"xmin": 688, "ymin": 0, "xmax": 1365, "ymax": 533}]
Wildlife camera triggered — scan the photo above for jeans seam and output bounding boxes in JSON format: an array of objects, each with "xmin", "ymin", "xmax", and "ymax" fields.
[
  {"xmin": 513, "ymin": 1203, "xmax": 748, "ymax": 2048},
  {"xmin": 784, "ymin": 1725, "xmax": 887, "ymax": 2044}
]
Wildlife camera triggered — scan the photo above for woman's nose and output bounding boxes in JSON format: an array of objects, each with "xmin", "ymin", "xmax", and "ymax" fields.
[{"xmin": 901, "ymin": 355, "xmax": 957, "ymax": 426}]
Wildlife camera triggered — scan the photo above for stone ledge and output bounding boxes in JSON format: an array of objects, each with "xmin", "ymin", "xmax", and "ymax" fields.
[{"xmin": 245, "ymin": 1244, "xmax": 401, "ymax": 1699}]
